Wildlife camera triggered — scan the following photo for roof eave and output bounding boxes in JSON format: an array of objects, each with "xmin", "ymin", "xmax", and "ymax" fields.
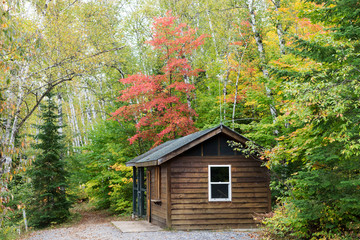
[
  {"xmin": 126, "ymin": 124, "xmax": 255, "ymax": 168},
  {"xmin": 130, "ymin": 160, "xmax": 159, "ymax": 167},
  {"xmin": 157, "ymin": 127, "xmax": 222, "ymax": 165}
]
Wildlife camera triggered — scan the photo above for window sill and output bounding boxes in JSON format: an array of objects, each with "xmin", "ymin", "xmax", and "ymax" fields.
[
  {"xmin": 151, "ymin": 199, "xmax": 162, "ymax": 205},
  {"xmin": 208, "ymin": 199, "xmax": 232, "ymax": 202}
]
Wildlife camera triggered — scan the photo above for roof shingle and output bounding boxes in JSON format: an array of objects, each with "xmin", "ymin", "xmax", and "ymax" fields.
[{"xmin": 126, "ymin": 124, "xmax": 250, "ymax": 167}]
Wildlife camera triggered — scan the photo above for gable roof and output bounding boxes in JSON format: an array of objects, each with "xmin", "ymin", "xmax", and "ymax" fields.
[{"xmin": 126, "ymin": 124, "xmax": 252, "ymax": 167}]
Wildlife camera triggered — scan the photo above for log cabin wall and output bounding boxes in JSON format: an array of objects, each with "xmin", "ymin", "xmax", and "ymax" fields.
[
  {"xmin": 148, "ymin": 162, "xmax": 169, "ymax": 228},
  {"xmin": 168, "ymin": 134, "xmax": 270, "ymax": 230}
]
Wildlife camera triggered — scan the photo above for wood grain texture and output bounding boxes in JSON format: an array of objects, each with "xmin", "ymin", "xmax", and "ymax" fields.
[
  {"xmin": 149, "ymin": 165, "xmax": 167, "ymax": 224},
  {"xmin": 168, "ymin": 155, "xmax": 270, "ymax": 230},
  {"xmin": 166, "ymin": 163, "xmax": 172, "ymax": 227}
]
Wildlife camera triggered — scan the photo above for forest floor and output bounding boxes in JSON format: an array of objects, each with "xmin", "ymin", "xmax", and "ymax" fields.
[{"xmin": 19, "ymin": 203, "xmax": 259, "ymax": 240}]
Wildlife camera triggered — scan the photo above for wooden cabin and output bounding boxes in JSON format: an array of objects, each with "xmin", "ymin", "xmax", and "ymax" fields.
[{"xmin": 126, "ymin": 124, "xmax": 271, "ymax": 230}]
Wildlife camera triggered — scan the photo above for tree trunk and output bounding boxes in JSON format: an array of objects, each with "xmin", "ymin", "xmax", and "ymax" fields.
[
  {"xmin": 206, "ymin": 10, "xmax": 219, "ymax": 57},
  {"xmin": 271, "ymin": 0, "xmax": 286, "ymax": 55},
  {"xmin": 246, "ymin": 0, "xmax": 278, "ymax": 132},
  {"xmin": 232, "ymin": 38, "xmax": 248, "ymax": 128},
  {"xmin": 57, "ymin": 93, "xmax": 63, "ymax": 135},
  {"xmin": 183, "ymin": 74, "xmax": 192, "ymax": 109},
  {"xmin": 68, "ymin": 95, "xmax": 83, "ymax": 148},
  {"xmin": 66, "ymin": 110, "xmax": 78, "ymax": 149},
  {"xmin": 223, "ymin": 51, "xmax": 231, "ymax": 121},
  {"xmin": 77, "ymin": 92, "xmax": 88, "ymax": 145},
  {"xmin": 84, "ymin": 89, "xmax": 95, "ymax": 130}
]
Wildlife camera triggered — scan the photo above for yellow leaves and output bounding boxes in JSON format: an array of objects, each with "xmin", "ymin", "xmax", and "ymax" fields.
[
  {"xmin": 271, "ymin": 60, "xmax": 293, "ymax": 69},
  {"xmin": 120, "ymin": 177, "xmax": 132, "ymax": 184},
  {"xmin": 111, "ymin": 163, "xmax": 132, "ymax": 172},
  {"xmin": 275, "ymin": 135, "xmax": 286, "ymax": 141},
  {"xmin": 323, "ymin": 136, "xmax": 335, "ymax": 144},
  {"xmin": 278, "ymin": 7, "xmax": 290, "ymax": 13},
  {"xmin": 244, "ymin": 99, "xmax": 258, "ymax": 107}
]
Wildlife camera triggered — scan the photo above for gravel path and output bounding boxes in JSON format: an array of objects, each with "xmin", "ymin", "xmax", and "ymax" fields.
[
  {"xmin": 23, "ymin": 223, "xmax": 258, "ymax": 240},
  {"xmin": 21, "ymin": 210, "xmax": 258, "ymax": 240}
]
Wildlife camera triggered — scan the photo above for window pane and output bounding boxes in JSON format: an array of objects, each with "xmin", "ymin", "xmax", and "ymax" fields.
[
  {"xmin": 211, "ymin": 167, "xmax": 229, "ymax": 182},
  {"xmin": 211, "ymin": 184, "xmax": 229, "ymax": 199}
]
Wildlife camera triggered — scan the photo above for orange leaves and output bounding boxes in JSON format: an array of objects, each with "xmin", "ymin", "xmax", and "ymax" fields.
[
  {"xmin": 271, "ymin": 60, "xmax": 293, "ymax": 68},
  {"xmin": 298, "ymin": 19, "xmax": 326, "ymax": 38}
]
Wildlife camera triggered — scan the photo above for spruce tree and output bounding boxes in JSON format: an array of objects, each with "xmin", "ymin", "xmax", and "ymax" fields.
[{"xmin": 28, "ymin": 91, "xmax": 71, "ymax": 228}]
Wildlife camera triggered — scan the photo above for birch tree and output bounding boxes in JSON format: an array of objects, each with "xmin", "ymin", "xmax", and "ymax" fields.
[
  {"xmin": 1, "ymin": 0, "xmax": 125, "ymax": 159},
  {"xmin": 245, "ymin": 0, "xmax": 278, "ymax": 130}
]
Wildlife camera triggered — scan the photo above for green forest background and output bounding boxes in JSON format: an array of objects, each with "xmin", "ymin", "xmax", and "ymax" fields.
[{"xmin": 1, "ymin": 0, "xmax": 359, "ymax": 239}]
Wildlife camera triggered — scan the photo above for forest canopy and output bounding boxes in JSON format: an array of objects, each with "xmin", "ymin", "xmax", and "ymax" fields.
[{"xmin": 0, "ymin": 0, "xmax": 359, "ymax": 239}]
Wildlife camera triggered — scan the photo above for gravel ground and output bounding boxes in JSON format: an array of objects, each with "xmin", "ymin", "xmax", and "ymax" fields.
[
  {"xmin": 21, "ymin": 209, "xmax": 258, "ymax": 240},
  {"xmin": 23, "ymin": 223, "xmax": 258, "ymax": 240}
]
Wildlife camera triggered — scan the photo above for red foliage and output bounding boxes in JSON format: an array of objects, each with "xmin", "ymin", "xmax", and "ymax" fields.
[
  {"xmin": 112, "ymin": 11, "xmax": 208, "ymax": 147},
  {"xmin": 146, "ymin": 11, "xmax": 208, "ymax": 59}
]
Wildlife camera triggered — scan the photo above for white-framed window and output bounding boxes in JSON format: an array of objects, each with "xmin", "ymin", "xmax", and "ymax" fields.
[{"xmin": 208, "ymin": 165, "xmax": 231, "ymax": 201}]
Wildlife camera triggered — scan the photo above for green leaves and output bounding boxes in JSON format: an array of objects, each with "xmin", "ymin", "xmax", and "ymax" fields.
[
  {"xmin": 262, "ymin": 0, "xmax": 360, "ymax": 238},
  {"xmin": 68, "ymin": 120, "xmax": 138, "ymax": 213}
]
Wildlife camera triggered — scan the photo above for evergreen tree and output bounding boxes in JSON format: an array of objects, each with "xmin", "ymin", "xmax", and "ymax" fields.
[{"xmin": 28, "ymin": 91, "xmax": 72, "ymax": 228}]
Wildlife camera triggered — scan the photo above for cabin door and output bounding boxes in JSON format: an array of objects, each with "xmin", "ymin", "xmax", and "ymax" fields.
[
  {"xmin": 132, "ymin": 167, "xmax": 146, "ymax": 218},
  {"xmin": 147, "ymin": 169, "xmax": 151, "ymax": 222}
]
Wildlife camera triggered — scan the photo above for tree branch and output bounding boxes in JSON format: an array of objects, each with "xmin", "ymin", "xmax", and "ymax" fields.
[{"xmin": 14, "ymin": 75, "xmax": 75, "ymax": 137}]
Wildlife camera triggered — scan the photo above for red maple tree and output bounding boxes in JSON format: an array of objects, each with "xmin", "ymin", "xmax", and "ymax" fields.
[{"xmin": 112, "ymin": 11, "xmax": 208, "ymax": 147}]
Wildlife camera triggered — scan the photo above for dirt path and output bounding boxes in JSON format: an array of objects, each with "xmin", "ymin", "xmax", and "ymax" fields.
[
  {"xmin": 21, "ymin": 210, "xmax": 124, "ymax": 240},
  {"xmin": 21, "ymin": 211, "xmax": 258, "ymax": 240}
]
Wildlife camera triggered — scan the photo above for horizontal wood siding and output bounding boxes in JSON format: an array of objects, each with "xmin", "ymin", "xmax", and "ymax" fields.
[
  {"xmin": 149, "ymin": 165, "xmax": 168, "ymax": 228},
  {"xmin": 170, "ymin": 156, "xmax": 270, "ymax": 230}
]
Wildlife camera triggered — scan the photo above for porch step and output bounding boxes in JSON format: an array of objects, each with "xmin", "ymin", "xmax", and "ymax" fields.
[{"xmin": 112, "ymin": 220, "xmax": 163, "ymax": 233}]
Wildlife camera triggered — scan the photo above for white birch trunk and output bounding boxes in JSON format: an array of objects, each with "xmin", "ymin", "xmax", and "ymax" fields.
[
  {"xmin": 206, "ymin": 10, "xmax": 219, "ymax": 57},
  {"xmin": 3, "ymin": 114, "xmax": 12, "ymax": 146},
  {"xmin": 84, "ymin": 89, "xmax": 94, "ymax": 130},
  {"xmin": 91, "ymin": 99, "xmax": 97, "ymax": 125},
  {"xmin": 57, "ymin": 93, "xmax": 63, "ymax": 135},
  {"xmin": 98, "ymin": 100, "xmax": 106, "ymax": 121},
  {"xmin": 232, "ymin": 39, "xmax": 248, "ymax": 127},
  {"xmin": 4, "ymin": 62, "xmax": 28, "ymax": 175},
  {"xmin": 9, "ymin": 64, "xmax": 27, "ymax": 150},
  {"xmin": 22, "ymin": 208, "xmax": 28, "ymax": 232},
  {"xmin": 247, "ymin": 0, "xmax": 278, "ymax": 130},
  {"xmin": 68, "ymin": 95, "xmax": 82, "ymax": 148},
  {"xmin": 223, "ymin": 51, "xmax": 231, "ymax": 121},
  {"xmin": 183, "ymin": 74, "xmax": 192, "ymax": 109},
  {"xmin": 232, "ymin": 70, "xmax": 241, "ymax": 128},
  {"xmin": 78, "ymin": 92, "xmax": 86, "ymax": 129},
  {"xmin": 78, "ymin": 91, "xmax": 88, "ymax": 145},
  {"xmin": 66, "ymin": 110, "xmax": 78, "ymax": 149},
  {"xmin": 35, "ymin": 104, "xmax": 41, "ymax": 144},
  {"xmin": 271, "ymin": 0, "xmax": 286, "ymax": 55}
]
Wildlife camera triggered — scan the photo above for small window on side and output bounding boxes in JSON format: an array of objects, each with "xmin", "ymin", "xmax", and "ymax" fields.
[
  {"xmin": 208, "ymin": 165, "xmax": 231, "ymax": 201},
  {"xmin": 154, "ymin": 166, "xmax": 161, "ymax": 199}
]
